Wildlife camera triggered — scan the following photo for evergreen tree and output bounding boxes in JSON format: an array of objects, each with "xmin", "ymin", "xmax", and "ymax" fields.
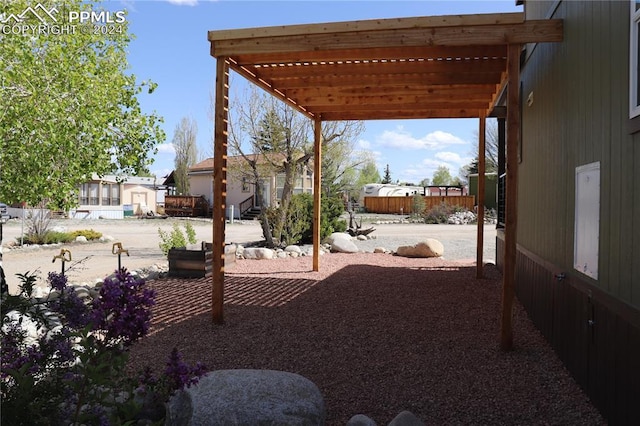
[{"xmin": 381, "ymin": 164, "xmax": 392, "ymax": 184}]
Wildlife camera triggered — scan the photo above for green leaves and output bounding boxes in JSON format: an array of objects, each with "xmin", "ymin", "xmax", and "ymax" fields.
[{"xmin": 0, "ymin": 0, "xmax": 165, "ymax": 211}]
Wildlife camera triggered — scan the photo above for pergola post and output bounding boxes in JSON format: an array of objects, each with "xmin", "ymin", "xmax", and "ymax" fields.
[
  {"xmin": 501, "ymin": 44, "xmax": 521, "ymax": 350},
  {"xmin": 212, "ymin": 57, "xmax": 229, "ymax": 324},
  {"xmin": 476, "ymin": 114, "xmax": 486, "ymax": 279},
  {"xmin": 313, "ymin": 117, "xmax": 322, "ymax": 272}
]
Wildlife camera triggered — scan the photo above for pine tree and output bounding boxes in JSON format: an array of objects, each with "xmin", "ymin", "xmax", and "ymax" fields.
[{"xmin": 381, "ymin": 164, "xmax": 392, "ymax": 184}]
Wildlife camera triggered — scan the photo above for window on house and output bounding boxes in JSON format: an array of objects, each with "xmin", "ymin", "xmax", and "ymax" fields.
[
  {"xmin": 79, "ymin": 184, "xmax": 89, "ymax": 205},
  {"xmin": 631, "ymin": 1, "xmax": 640, "ymax": 118},
  {"xmin": 241, "ymin": 177, "xmax": 249, "ymax": 192},
  {"xmin": 101, "ymin": 185, "xmax": 110, "ymax": 205},
  {"xmin": 89, "ymin": 183, "xmax": 99, "ymax": 205},
  {"xmin": 111, "ymin": 184, "xmax": 120, "ymax": 205},
  {"xmin": 100, "ymin": 184, "xmax": 120, "ymax": 206}
]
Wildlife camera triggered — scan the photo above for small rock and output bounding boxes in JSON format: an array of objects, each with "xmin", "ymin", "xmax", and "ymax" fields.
[
  {"xmin": 243, "ymin": 247, "xmax": 275, "ymax": 260},
  {"xmin": 388, "ymin": 410, "xmax": 425, "ymax": 426},
  {"xmin": 357, "ymin": 235, "xmax": 368, "ymax": 241},
  {"xmin": 277, "ymin": 251, "xmax": 288, "ymax": 259},
  {"xmin": 284, "ymin": 245, "xmax": 302, "ymax": 254},
  {"xmin": 75, "ymin": 236, "xmax": 88, "ymax": 243},
  {"xmin": 290, "ymin": 251, "xmax": 299, "ymax": 258},
  {"xmin": 373, "ymin": 247, "xmax": 387, "ymax": 254},
  {"xmin": 347, "ymin": 414, "xmax": 378, "ymax": 426}
]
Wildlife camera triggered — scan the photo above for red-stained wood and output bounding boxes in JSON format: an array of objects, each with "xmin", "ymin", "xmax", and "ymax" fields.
[
  {"xmin": 313, "ymin": 117, "xmax": 322, "ymax": 272},
  {"xmin": 212, "ymin": 58, "xmax": 229, "ymax": 324},
  {"xmin": 501, "ymin": 44, "xmax": 521, "ymax": 350},
  {"xmin": 477, "ymin": 115, "xmax": 486, "ymax": 279}
]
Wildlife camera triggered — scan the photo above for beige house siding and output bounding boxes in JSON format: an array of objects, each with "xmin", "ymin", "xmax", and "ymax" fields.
[
  {"xmin": 73, "ymin": 175, "xmax": 158, "ymax": 219},
  {"xmin": 187, "ymin": 157, "xmax": 313, "ymax": 219}
]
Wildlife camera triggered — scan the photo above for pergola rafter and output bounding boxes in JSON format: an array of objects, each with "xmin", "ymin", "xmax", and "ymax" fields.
[{"xmin": 208, "ymin": 12, "xmax": 563, "ymax": 349}]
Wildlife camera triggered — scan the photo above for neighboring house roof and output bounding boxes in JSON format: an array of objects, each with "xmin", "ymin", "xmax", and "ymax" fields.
[
  {"xmin": 189, "ymin": 154, "xmax": 310, "ymax": 175},
  {"xmin": 162, "ymin": 171, "xmax": 176, "ymax": 186},
  {"xmin": 88, "ymin": 174, "xmax": 161, "ymax": 187}
]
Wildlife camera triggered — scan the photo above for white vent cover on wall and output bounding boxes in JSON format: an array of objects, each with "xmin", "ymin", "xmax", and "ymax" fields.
[{"xmin": 574, "ymin": 162, "xmax": 600, "ymax": 280}]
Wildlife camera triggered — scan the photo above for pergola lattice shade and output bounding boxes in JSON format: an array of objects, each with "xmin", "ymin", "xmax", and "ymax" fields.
[{"xmin": 208, "ymin": 12, "xmax": 563, "ymax": 120}]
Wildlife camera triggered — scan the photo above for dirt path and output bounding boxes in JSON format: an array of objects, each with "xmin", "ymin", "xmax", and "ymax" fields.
[
  {"xmin": 1, "ymin": 217, "xmax": 496, "ymax": 294},
  {"xmin": 1, "ymin": 218, "xmax": 263, "ymax": 293}
]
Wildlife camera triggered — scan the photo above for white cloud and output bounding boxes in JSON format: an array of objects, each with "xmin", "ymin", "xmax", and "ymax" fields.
[
  {"xmin": 156, "ymin": 143, "xmax": 175, "ymax": 154},
  {"xmin": 421, "ymin": 158, "xmax": 447, "ymax": 168},
  {"xmin": 166, "ymin": 0, "xmax": 198, "ymax": 6},
  {"xmin": 434, "ymin": 151, "xmax": 472, "ymax": 167},
  {"xmin": 377, "ymin": 128, "xmax": 467, "ymax": 150}
]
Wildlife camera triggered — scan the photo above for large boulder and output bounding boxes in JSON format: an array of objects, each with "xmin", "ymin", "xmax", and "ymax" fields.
[
  {"xmin": 166, "ymin": 369, "xmax": 325, "ymax": 425},
  {"xmin": 396, "ymin": 239, "xmax": 444, "ymax": 258},
  {"xmin": 242, "ymin": 247, "xmax": 275, "ymax": 260},
  {"xmin": 330, "ymin": 238, "xmax": 359, "ymax": 253},
  {"xmin": 322, "ymin": 232, "xmax": 352, "ymax": 245}
]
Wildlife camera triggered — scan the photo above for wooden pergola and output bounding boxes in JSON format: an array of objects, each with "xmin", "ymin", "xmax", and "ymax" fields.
[{"xmin": 208, "ymin": 13, "xmax": 563, "ymax": 349}]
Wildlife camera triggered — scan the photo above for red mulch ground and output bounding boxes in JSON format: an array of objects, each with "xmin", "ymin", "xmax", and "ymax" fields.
[{"xmin": 128, "ymin": 254, "xmax": 605, "ymax": 425}]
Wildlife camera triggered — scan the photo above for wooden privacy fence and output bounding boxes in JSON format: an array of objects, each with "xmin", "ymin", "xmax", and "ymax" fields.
[
  {"xmin": 364, "ymin": 196, "xmax": 476, "ymax": 214},
  {"xmin": 164, "ymin": 195, "xmax": 209, "ymax": 217}
]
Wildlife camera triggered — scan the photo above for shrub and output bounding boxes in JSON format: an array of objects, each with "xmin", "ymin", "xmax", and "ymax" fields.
[
  {"xmin": 69, "ymin": 229, "xmax": 103, "ymax": 240},
  {"xmin": 20, "ymin": 230, "xmax": 73, "ymax": 245},
  {"xmin": 410, "ymin": 194, "xmax": 426, "ymax": 217},
  {"xmin": 261, "ymin": 193, "xmax": 346, "ymax": 246},
  {"xmin": 158, "ymin": 222, "xmax": 198, "ymax": 256},
  {"xmin": 0, "ymin": 270, "xmax": 206, "ymax": 425},
  {"xmin": 422, "ymin": 203, "xmax": 458, "ymax": 224}
]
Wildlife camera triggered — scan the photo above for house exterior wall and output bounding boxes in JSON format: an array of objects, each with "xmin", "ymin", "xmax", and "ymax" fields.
[
  {"xmin": 122, "ymin": 185, "xmax": 157, "ymax": 215},
  {"xmin": 189, "ymin": 173, "xmax": 214, "ymax": 206},
  {"xmin": 518, "ymin": 0, "xmax": 638, "ymax": 307},
  {"xmin": 74, "ymin": 179, "xmax": 158, "ymax": 218},
  {"xmin": 499, "ymin": 1, "xmax": 640, "ymax": 423},
  {"xmin": 188, "ymin": 167, "xmax": 313, "ymax": 219},
  {"xmin": 188, "ymin": 172, "xmax": 255, "ymax": 219}
]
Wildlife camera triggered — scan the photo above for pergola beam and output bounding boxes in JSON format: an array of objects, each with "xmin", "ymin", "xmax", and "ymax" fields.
[
  {"xmin": 320, "ymin": 109, "xmax": 486, "ymax": 121},
  {"xmin": 252, "ymin": 58, "xmax": 506, "ymax": 79},
  {"xmin": 210, "ymin": 19, "xmax": 561, "ymax": 56},
  {"xmin": 233, "ymin": 45, "xmax": 508, "ymax": 66},
  {"xmin": 209, "ymin": 13, "xmax": 524, "ymax": 42},
  {"xmin": 269, "ymin": 72, "xmax": 506, "ymax": 89},
  {"xmin": 283, "ymin": 84, "xmax": 499, "ymax": 98}
]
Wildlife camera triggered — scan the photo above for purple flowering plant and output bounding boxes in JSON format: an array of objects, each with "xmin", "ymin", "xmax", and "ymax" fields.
[{"xmin": 1, "ymin": 269, "xmax": 207, "ymax": 425}]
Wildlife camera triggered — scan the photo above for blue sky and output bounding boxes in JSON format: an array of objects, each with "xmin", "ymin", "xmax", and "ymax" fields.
[{"xmin": 120, "ymin": 0, "xmax": 521, "ymax": 183}]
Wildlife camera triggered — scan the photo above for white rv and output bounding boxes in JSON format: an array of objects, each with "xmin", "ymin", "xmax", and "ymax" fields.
[{"xmin": 359, "ymin": 184, "xmax": 424, "ymax": 203}]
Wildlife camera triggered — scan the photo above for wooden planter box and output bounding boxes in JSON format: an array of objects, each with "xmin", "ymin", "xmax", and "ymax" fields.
[{"xmin": 168, "ymin": 243, "xmax": 236, "ymax": 278}]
